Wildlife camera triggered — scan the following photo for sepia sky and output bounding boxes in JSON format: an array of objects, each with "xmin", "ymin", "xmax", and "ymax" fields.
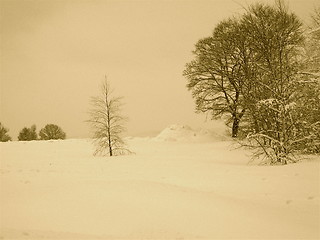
[{"xmin": 0, "ymin": 0, "xmax": 318, "ymax": 139}]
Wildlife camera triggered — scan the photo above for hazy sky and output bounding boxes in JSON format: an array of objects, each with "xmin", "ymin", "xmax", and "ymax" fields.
[{"xmin": 0, "ymin": 0, "xmax": 318, "ymax": 139}]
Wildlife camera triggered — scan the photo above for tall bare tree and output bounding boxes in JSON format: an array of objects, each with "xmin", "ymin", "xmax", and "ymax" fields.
[
  {"xmin": 87, "ymin": 77, "xmax": 129, "ymax": 156},
  {"xmin": 184, "ymin": 18, "xmax": 247, "ymax": 138}
]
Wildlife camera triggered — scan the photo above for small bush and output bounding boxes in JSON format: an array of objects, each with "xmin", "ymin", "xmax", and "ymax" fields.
[
  {"xmin": 0, "ymin": 122, "xmax": 12, "ymax": 142},
  {"xmin": 18, "ymin": 125, "xmax": 38, "ymax": 141},
  {"xmin": 39, "ymin": 124, "xmax": 66, "ymax": 140}
]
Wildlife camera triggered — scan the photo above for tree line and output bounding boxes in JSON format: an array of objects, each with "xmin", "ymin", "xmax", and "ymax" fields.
[
  {"xmin": 0, "ymin": 123, "xmax": 66, "ymax": 141},
  {"xmin": 184, "ymin": 2, "xmax": 320, "ymax": 164}
]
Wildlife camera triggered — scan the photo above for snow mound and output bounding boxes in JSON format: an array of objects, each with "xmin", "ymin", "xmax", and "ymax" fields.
[
  {"xmin": 154, "ymin": 124, "xmax": 228, "ymax": 142},
  {"xmin": 154, "ymin": 125, "xmax": 195, "ymax": 142}
]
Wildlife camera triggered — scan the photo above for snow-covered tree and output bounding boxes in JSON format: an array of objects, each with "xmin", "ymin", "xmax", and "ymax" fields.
[
  {"xmin": 241, "ymin": 2, "xmax": 312, "ymax": 164},
  {"xmin": 241, "ymin": 3, "xmax": 320, "ymax": 162},
  {"xmin": 87, "ymin": 77, "xmax": 129, "ymax": 156},
  {"xmin": 292, "ymin": 7, "xmax": 320, "ymax": 154},
  {"xmin": 0, "ymin": 122, "xmax": 12, "ymax": 142},
  {"xmin": 292, "ymin": 82, "xmax": 320, "ymax": 153},
  {"xmin": 18, "ymin": 125, "xmax": 38, "ymax": 141},
  {"xmin": 39, "ymin": 124, "xmax": 66, "ymax": 140}
]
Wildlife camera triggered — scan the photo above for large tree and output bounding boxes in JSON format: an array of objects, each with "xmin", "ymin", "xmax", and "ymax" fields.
[
  {"xmin": 87, "ymin": 77, "xmax": 129, "ymax": 156},
  {"xmin": 240, "ymin": 2, "xmax": 306, "ymax": 164},
  {"xmin": 184, "ymin": 18, "xmax": 247, "ymax": 137}
]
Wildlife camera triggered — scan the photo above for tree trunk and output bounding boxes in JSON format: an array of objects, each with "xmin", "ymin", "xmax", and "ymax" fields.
[
  {"xmin": 232, "ymin": 118, "xmax": 240, "ymax": 138},
  {"xmin": 109, "ymin": 141, "xmax": 113, "ymax": 156},
  {"xmin": 108, "ymin": 132, "xmax": 113, "ymax": 156}
]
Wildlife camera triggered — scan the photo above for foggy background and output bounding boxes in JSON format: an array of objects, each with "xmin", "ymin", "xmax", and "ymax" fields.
[{"xmin": 0, "ymin": 0, "xmax": 317, "ymax": 139}]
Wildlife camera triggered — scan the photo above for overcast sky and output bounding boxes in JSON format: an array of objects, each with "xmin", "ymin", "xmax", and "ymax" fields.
[{"xmin": 0, "ymin": 0, "xmax": 318, "ymax": 139}]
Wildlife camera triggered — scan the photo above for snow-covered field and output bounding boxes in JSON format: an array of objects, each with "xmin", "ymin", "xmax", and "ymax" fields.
[{"xmin": 1, "ymin": 125, "xmax": 319, "ymax": 239}]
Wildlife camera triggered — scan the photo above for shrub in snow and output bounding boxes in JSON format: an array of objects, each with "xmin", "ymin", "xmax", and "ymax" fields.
[
  {"xmin": 18, "ymin": 125, "xmax": 38, "ymax": 141},
  {"xmin": 39, "ymin": 124, "xmax": 66, "ymax": 140},
  {"xmin": 0, "ymin": 122, "xmax": 12, "ymax": 142}
]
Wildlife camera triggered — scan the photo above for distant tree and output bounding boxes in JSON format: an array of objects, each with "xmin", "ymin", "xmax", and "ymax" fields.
[
  {"xmin": 87, "ymin": 77, "xmax": 129, "ymax": 156},
  {"xmin": 0, "ymin": 122, "xmax": 12, "ymax": 142},
  {"xmin": 18, "ymin": 125, "xmax": 38, "ymax": 141},
  {"xmin": 39, "ymin": 124, "xmax": 66, "ymax": 140}
]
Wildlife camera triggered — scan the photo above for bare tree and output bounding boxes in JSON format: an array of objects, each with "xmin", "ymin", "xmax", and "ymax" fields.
[
  {"xmin": 87, "ymin": 77, "xmax": 129, "ymax": 156},
  {"xmin": 184, "ymin": 18, "xmax": 247, "ymax": 138}
]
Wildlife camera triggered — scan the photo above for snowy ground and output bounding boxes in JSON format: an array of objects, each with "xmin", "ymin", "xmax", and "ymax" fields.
[{"xmin": 0, "ymin": 125, "xmax": 319, "ymax": 239}]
